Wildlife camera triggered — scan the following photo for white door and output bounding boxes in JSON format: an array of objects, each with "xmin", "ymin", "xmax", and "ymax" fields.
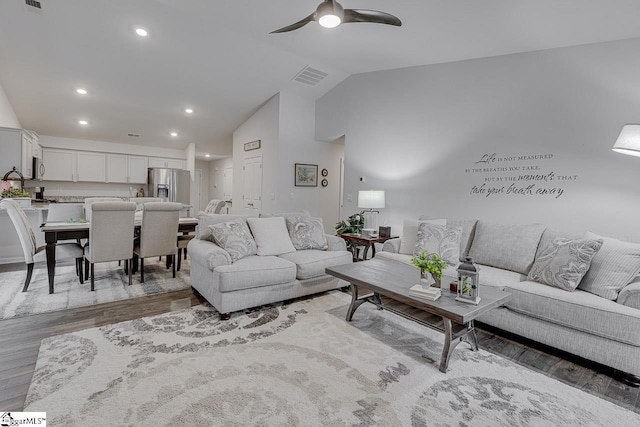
[
  {"xmin": 242, "ymin": 156, "xmax": 262, "ymax": 215},
  {"xmin": 223, "ymin": 166, "xmax": 233, "ymax": 200}
]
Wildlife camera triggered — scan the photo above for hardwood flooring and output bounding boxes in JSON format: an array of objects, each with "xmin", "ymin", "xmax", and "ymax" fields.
[{"xmin": 1, "ymin": 262, "xmax": 639, "ymax": 415}]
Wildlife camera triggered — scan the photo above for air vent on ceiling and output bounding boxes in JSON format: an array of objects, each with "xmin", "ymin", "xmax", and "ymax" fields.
[
  {"xmin": 293, "ymin": 66, "xmax": 328, "ymax": 87},
  {"xmin": 127, "ymin": 133, "xmax": 140, "ymax": 138},
  {"xmin": 25, "ymin": 0, "xmax": 42, "ymax": 9}
]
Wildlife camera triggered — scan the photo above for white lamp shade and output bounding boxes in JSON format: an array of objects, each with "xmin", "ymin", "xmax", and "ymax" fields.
[
  {"xmin": 358, "ymin": 191, "xmax": 385, "ymax": 209},
  {"xmin": 613, "ymin": 124, "xmax": 640, "ymax": 157}
]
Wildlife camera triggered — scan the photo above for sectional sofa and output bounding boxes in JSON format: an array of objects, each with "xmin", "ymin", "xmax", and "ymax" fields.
[
  {"xmin": 378, "ymin": 218, "xmax": 640, "ymax": 384},
  {"xmin": 188, "ymin": 211, "xmax": 352, "ymax": 319}
]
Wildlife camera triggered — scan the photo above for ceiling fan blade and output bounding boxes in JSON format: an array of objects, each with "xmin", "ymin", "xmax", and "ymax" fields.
[
  {"xmin": 343, "ymin": 9, "xmax": 402, "ymax": 26},
  {"xmin": 270, "ymin": 13, "xmax": 316, "ymax": 33}
]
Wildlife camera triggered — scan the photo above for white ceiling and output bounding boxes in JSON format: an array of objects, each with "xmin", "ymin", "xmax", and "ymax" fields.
[{"xmin": 1, "ymin": 0, "xmax": 640, "ymax": 160}]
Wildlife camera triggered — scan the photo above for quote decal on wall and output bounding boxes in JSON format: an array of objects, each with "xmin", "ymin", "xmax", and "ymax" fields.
[{"xmin": 466, "ymin": 153, "xmax": 577, "ymax": 199}]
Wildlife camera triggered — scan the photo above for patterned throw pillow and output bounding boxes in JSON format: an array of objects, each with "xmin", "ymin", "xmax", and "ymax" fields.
[
  {"xmin": 286, "ymin": 216, "xmax": 328, "ymax": 250},
  {"xmin": 413, "ymin": 223, "xmax": 462, "ymax": 266},
  {"xmin": 528, "ymin": 238, "xmax": 603, "ymax": 291},
  {"xmin": 209, "ymin": 219, "xmax": 257, "ymax": 262}
]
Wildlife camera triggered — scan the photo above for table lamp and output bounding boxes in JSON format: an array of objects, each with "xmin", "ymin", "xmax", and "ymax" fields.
[{"xmin": 358, "ymin": 190, "xmax": 385, "ymax": 236}]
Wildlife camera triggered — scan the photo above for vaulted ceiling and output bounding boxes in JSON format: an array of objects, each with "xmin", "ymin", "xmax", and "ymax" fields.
[{"xmin": 1, "ymin": 0, "xmax": 640, "ymax": 160}]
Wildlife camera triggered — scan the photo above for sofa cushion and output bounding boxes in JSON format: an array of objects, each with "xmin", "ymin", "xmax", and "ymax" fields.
[
  {"xmin": 209, "ymin": 220, "xmax": 257, "ymax": 263},
  {"xmin": 505, "ymin": 280, "xmax": 640, "ymax": 347},
  {"xmin": 197, "ymin": 213, "xmax": 252, "ymax": 241},
  {"xmin": 527, "ymin": 238, "xmax": 603, "ymax": 292},
  {"xmin": 448, "ymin": 219, "xmax": 478, "ymax": 261},
  {"xmin": 477, "ymin": 264, "xmax": 528, "ymax": 288},
  {"xmin": 468, "ymin": 221, "xmax": 546, "ymax": 275},
  {"xmin": 414, "ymin": 223, "xmax": 461, "ymax": 266},
  {"xmin": 279, "ymin": 250, "xmax": 353, "ymax": 280},
  {"xmin": 247, "ymin": 217, "xmax": 296, "ymax": 256},
  {"xmin": 534, "ymin": 228, "xmax": 582, "ymax": 260},
  {"xmin": 618, "ymin": 277, "xmax": 640, "ymax": 310},
  {"xmin": 578, "ymin": 232, "xmax": 640, "ymax": 300},
  {"xmin": 215, "ymin": 255, "xmax": 297, "ymax": 292},
  {"xmin": 285, "ymin": 216, "xmax": 328, "ymax": 250},
  {"xmin": 399, "ymin": 218, "xmax": 446, "ymax": 255}
]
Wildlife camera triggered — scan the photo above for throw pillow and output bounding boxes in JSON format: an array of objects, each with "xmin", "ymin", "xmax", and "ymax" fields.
[
  {"xmin": 246, "ymin": 217, "xmax": 296, "ymax": 256},
  {"xmin": 527, "ymin": 238, "xmax": 603, "ymax": 291},
  {"xmin": 578, "ymin": 232, "xmax": 640, "ymax": 300},
  {"xmin": 399, "ymin": 218, "xmax": 446, "ymax": 255},
  {"xmin": 413, "ymin": 223, "xmax": 462, "ymax": 266},
  {"xmin": 209, "ymin": 219, "xmax": 257, "ymax": 262},
  {"xmin": 286, "ymin": 216, "xmax": 328, "ymax": 250}
]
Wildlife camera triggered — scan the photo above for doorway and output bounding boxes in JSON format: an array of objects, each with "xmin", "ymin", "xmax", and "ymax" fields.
[{"xmin": 242, "ymin": 155, "xmax": 262, "ymax": 215}]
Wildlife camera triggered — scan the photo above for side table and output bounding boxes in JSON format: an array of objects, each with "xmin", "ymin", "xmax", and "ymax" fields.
[{"xmin": 339, "ymin": 233, "xmax": 399, "ymax": 262}]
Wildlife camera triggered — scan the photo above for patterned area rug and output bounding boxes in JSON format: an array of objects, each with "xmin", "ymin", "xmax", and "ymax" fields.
[
  {"xmin": 24, "ymin": 291, "xmax": 640, "ymax": 426},
  {"xmin": 0, "ymin": 258, "xmax": 190, "ymax": 320}
]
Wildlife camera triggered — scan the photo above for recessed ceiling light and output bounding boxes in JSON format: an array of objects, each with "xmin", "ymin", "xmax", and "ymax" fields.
[
  {"xmin": 135, "ymin": 28, "xmax": 148, "ymax": 37},
  {"xmin": 78, "ymin": 120, "xmax": 88, "ymax": 126},
  {"xmin": 185, "ymin": 108, "xmax": 193, "ymax": 114},
  {"xmin": 170, "ymin": 132, "xmax": 178, "ymax": 137},
  {"xmin": 205, "ymin": 154, "xmax": 210, "ymax": 158},
  {"xmin": 76, "ymin": 88, "xmax": 87, "ymax": 95}
]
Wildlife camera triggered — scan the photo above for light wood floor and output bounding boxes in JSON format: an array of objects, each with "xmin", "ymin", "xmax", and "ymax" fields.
[{"xmin": 1, "ymin": 262, "xmax": 639, "ymax": 414}]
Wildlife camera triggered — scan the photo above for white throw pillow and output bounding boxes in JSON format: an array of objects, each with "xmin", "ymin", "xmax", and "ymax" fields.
[
  {"xmin": 247, "ymin": 217, "xmax": 296, "ymax": 256},
  {"xmin": 413, "ymin": 222, "xmax": 462, "ymax": 266},
  {"xmin": 286, "ymin": 216, "xmax": 328, "ymax": 250},
  {"xmin": 399, "ymin": 218, "xmax": 446, "ymax": 255}
]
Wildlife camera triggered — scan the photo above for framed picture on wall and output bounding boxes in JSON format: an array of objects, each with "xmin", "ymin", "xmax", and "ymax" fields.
[{"xmin": 294, "ymin": 163, "xmax": 318, "ymax": 187}]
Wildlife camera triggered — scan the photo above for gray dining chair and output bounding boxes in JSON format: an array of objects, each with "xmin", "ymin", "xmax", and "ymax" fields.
[
  {"xmin": 129, "ymin": 197, "xmax": 162, "ymax": 210},
  {"xmin": 46, "ymin": 203, "xmax": 84, "ymax": 223},
  {"xmin": 1, "ymin": 198, "xmax": 84, "ymax": 291},
  {"xmin": 204, "ymin": 199, "xmax": 226, "ymax": 214},
  {"xmin": 83, "ymin": 197, "xmax": 122, "ymax": 223},
  {"xmin": 134, "ymin": 202, "xmax": 182, "ymax": 282},
  {"xmin": 84, "ymin": 201, "xmax": 137, "ymax": 291}
]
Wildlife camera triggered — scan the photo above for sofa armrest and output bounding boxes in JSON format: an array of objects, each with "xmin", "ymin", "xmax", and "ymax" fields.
[
  {"xmin": 187, "ymin": 238, "xmax": 231, "ymax": 271},
  {"xmin": 326, "ymin": 234, "xmax": 347, "ymax": 252},
  {"xmin": 382, "ymin": 238, "xmax": 401, "ymax": 254},
  {"xmin": 617, "ymin": 277, "xmax": 640, "ymax": 310}
]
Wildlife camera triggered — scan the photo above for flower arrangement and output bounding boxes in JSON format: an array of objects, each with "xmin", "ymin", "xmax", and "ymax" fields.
[
  {"xmin": 1, "ymin": 183, "xmax": 30, "ymax": 199},
  {"xmin": 410, "ymin": 250, "xmax": 448, "ymax": 287}
]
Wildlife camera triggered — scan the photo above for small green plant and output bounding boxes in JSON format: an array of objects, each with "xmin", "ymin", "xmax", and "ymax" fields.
[
  {"xmin": 461, "ymin": 276, "xmax": 472, "ymax": 296},
  {"xmin": 1, "ymin": 187, "xmax": 30, "ymax": 198},
  {"xmin": 335, "ymin": 211, "xmax": 366, "ymax": 236},
  {"xmin": 410, "ymin": 250, "xmax": 448, "ymax": 280}
]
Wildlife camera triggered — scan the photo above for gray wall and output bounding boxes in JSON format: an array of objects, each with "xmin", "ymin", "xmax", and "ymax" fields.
[{"xmin": 316, "ymin": 37, "xmax": 640, "ymax": 241}]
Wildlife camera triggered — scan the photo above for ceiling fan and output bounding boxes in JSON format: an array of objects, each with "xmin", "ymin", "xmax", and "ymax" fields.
[{"xmin": 270, "ymin": 0, "xmax": 402, "ymax": 33}]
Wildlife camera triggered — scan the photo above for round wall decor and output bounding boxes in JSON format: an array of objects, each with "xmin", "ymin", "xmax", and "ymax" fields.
[
  {"xmin": 321, "ymin": 178, "xmax": 328, "ymax": 187},
  {"xmin": 321, "ymin": 168, "xmax": 328, "ymax": 177}
]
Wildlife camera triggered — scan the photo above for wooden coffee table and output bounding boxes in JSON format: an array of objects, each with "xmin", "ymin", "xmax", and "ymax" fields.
[{"xmin": 326, "ymin": 259, "xmax": 511, "ymax": 373}]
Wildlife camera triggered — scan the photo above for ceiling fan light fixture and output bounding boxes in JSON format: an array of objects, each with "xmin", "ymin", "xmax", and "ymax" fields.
[{"xmin": 316, "ymin": 0, "xmax": 344, "ymax": 28}]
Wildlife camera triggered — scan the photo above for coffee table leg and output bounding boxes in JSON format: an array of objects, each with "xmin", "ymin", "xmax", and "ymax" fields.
[
  {"xmin": 439, "ymin": 319, "xmax": 479, "ymax": 373},
  {"xmin": 346, "ymin": 283, "xmax": 368, "ymax": 321}
]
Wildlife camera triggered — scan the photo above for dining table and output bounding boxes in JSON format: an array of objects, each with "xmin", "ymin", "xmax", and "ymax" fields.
[{"xmin": 41, "ymin": 217, "xmax": 199, "ymax": 294}]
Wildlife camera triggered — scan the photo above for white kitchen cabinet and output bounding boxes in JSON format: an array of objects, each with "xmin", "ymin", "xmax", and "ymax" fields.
[
  {"xmin": 107, "ymin": 154, "xmax": 148, "ymax": 183},
  {"xmin": 42, "ymin": 148, "xmax": 106, "ymax": 182},
  {"xmin": 149, "ymin": 157, "xmax": 185, "ymax": 169},
  {"xmin": 0, "ymin": 127, "xmax": 39, "ymax": 179}
]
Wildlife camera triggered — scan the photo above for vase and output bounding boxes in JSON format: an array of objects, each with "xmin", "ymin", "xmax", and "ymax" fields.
[
  {"xmin": 420, "ymin": 269, "xmax": 434, "ymax": 288},
  {"xmin": 430, "ymin": 272, "xmax": 441, "ymax": 288}
]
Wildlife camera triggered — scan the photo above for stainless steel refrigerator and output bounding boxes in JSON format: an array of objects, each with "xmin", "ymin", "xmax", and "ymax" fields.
[{"xmin": 148, "ymin": 168, "xmax": 191, "ymax": 205}]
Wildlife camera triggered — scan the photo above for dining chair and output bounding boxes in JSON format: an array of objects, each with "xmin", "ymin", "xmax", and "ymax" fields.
[
  {"xmin": 204, "ymin": 199, "xmax": 226, "ymax": 214},
  {"xmin": 133, "ymin": 202, "xmax": 182, "ymax": 282},
  {"xmin": 84, "ymin": 201, "xmax": 137, "ymax": 291},
  {"xmin": 83, "ymin": 197, "xmax": 122, "ymax": 223},
  {"xmin": 1, "ymin": 198, "xmax": 84, "ymax": 292},
  {"xmin": 46, "ymin": 203, "xmax": 84, "ymax": 223},
  {"xmin": 176, "ymin": 233, "xmax": 194, "ymax": 271}
]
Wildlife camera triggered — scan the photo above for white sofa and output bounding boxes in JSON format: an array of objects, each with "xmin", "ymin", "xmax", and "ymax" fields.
[
  {"xmin": 378, "ymin": 218, "xmax": 640, "ymax": 384},
  {"xmin": 188, "ymin": 212, "xmax": 352, "ymax": 319}
]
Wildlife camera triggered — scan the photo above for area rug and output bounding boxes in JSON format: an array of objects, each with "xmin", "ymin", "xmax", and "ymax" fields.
[
  {"xmin": 0, "ymin": 258, "xmax": 190, "ymax": 320},
  {"xmin": 24, "ymin": 291, "xmax": 639, "ymax": 426}
]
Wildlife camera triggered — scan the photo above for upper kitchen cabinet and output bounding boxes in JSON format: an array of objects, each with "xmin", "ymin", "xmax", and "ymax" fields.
[
  {"xmin": 41, "ymin": 148, "xmax": 106, "ymax": 182},
  {"xmin": 148, "ymin": 157, "xmax": 185, "ymax": 169},
  {"xmin": 107, "ymin": 154, "xmax": 148, "ymax": 183},
  {"xmin": 0, "ymin": 127, "xmax": 39, "ymax": 179}
]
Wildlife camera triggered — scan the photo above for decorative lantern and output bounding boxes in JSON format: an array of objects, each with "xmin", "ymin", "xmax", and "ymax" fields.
[{"xmin": 456, "ymin": 256, "xmax": 481, "ymax": 305}]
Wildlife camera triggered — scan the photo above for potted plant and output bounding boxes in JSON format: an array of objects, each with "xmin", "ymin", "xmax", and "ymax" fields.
[
  {"xmin": 410, "ymin": 250, "xmax": 448, "ymax": 288},
  {"xmin": 335, "ymin": 211, "xmax": 366, "ymax": 253},
  {"xmin": 1, "ymin": 182, "xmax": 31, "ymax": 207}
]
